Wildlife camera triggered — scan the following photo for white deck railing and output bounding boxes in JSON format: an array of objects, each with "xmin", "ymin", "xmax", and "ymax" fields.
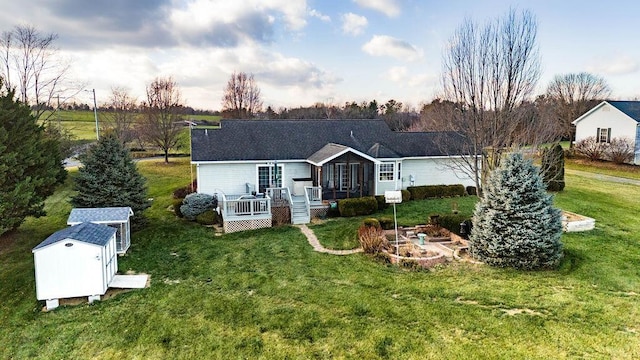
[
  {"xmin": 305, "ymin": 186, "xmax": 322, "ymax": 203},
  {"xmin": 219, "ymin": 193, "xmax": 271, "ymax": 218}
]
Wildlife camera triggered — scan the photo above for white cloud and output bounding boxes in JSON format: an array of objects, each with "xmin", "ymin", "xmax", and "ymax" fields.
[
  {"xmin": 362, "ymin": 35, "xmax": 422, "ymax": 61},
  {"xmin": 353, "ymin": 0, "xmax": 400, "ymax": 17},
  {"xmin": 341, "ymin": 13, "xmax": 368, "ymax": 36},
  {"xmin": 586, "ymin": 55, "xmax": 639, "ymax": 76},
  {"xmin": 386, "ymin": 66, "xmax": 407, "ymax": 82},
  {"xmin": 309, "ymin": 9, "xmax": 331, "ymax": 22}
]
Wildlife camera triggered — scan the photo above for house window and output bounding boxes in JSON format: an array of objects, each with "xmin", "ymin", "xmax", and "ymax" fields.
[
  {"xmin": 258, "ymin": 164, "xmax": 283, "ymax": 193},
  {"xmin": 351, "ymin": 163, "xmax": 359, "ymax": 190},
  {"xmin": 597, "ymin": 128, "xmax": 611, "ymax": 143},
  {"xmin": 379, "ymin": 162, "xmax": 395, "ymax": 181}
]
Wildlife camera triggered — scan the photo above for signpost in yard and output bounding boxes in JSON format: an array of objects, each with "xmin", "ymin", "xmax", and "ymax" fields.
[{"xmin": 385, "ymin": 190, "xmax": 402, "ymax": 264}]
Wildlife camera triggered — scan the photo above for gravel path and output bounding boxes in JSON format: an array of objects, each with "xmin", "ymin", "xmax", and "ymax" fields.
[
  {"xmin": 565, "ymin": 169, "xmax": 640, "ymax": 186},
  {"xmin": 296, "ymin": 224, "xmax": 363, "ymax": 255}
]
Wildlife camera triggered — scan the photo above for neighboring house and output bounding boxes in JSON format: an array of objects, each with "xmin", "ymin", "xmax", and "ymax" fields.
[
  {"xmin": 573, "ymin": 100, "xmax": 640, "ymax": 165},
  {"xmin": 191, "ymin": 119, "xmax": 473, "ymax": 231}
]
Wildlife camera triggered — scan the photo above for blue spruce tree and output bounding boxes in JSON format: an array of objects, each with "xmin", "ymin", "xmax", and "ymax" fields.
[{"xmin": 470, "ymin": 152, "xmax": 563, "ymax": 269}]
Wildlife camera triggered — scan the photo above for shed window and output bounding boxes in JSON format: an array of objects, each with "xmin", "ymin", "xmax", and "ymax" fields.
[{"xmin": 379, "ymin": 163, "xmax": 395, "ymax": 181}]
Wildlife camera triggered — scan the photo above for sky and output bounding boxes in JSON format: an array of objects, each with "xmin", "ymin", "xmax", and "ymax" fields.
[{"xmin": 1, "ymin": 0, "xmax": 639, "ymax": 111}]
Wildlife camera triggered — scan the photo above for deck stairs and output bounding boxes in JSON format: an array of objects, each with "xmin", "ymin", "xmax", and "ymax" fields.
[{"xmin": 291, "ymin": 195, "xmax": 310, "ymax": 224}]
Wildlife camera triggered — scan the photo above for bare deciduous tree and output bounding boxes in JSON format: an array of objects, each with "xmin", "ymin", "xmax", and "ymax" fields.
[
  {"xmin": 545, "ymin": 72, "xmax": 611, "ymax": 144},
  {"xmin": 140, "ymin": 77, "xmax": 184, "ymax": 163},
  {"xmin": 102, "ymin": 87, "xmax": 139, "ymax": 145},
  {"xmin": 438, "ymin": 9, "xmax": 552, "ymax": 192},
  {"xmin": 221, "ymin": 71, "xmax": 262, "ymax": 118},
  {"xmin": 0, "ymin": 24, "xmax": 72, "ymax": 121}
]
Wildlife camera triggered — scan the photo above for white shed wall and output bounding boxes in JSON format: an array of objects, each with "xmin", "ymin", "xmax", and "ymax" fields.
[
  {"xmin": 34, "ymin": 236, "xmax": 117, "ymax": 300},
  {"xmin": 575, "ymin": 104, "xmax": 638, "ymax": 144}
]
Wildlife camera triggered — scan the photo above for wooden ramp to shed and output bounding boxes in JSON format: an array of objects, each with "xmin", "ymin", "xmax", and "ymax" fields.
[{"xmin": 109, "ymin": 274, "xmax": 149, "ymax": 289}]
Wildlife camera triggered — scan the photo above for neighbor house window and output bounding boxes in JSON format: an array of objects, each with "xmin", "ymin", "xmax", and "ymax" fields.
[
  {"xmin": 597, "ymin": 128, "xmax": 611, "ymax": 143},
  {"xmin": 379, "ymin": 163, "xmax": 395, "ymax": 181}
]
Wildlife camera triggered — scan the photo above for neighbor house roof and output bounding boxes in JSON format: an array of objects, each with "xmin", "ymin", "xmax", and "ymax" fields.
[
  {"xmin": 67, "ymin": 207, "xmax": 133, "ymax": 225},
  {"xmin": 33, "ymin": 222, "xmax": 117, "ymax": 251},
  {"xmin": 191, "ymin": 119, "xmax": 468, "ymax": 162},
  {"xmin": 607, "ymin": 101, "xmax": 640, "ymax": 122},
  {"xmin": 573, "ymin": 100, "xmax": 640, "ymax": 124}
]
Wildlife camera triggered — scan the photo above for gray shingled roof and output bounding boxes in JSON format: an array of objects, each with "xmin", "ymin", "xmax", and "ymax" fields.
[
  {"xmin": 607, "ymin": 101, "xmax": 640, "ymax": 122},
  {"xmin": 67, "ymin": 207, "xmax": 133, "ymax": 225},
  {"xmin": 33, "ymin": 222, "xmax": 117, "ymax": 251},
  {"xmin": 191, "ymin": 119, "xmax": 467, "ymax": 162}
]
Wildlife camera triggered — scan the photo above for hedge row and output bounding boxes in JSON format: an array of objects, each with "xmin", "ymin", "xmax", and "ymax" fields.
[
  {"xmin": 337, "ymin": 196, "xmax": 378, "ymax": 217},
  {"xmin": 407, "ymin": 184, "xmax": 466, "ymax": 200}
]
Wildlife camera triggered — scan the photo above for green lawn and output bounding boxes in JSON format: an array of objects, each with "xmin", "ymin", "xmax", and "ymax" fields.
[{"xmin": 1, "ymin": 158, "xmax": 639, "ymax": 359}]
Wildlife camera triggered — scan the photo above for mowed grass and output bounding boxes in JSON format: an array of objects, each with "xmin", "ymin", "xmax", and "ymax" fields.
[
  {"xmin": 41, "ymin": 110, "xmax": 221, "ymax": 142},
  {"xmin": 1, "ymin": 158, "xmax": 639, "ymax": 359}
]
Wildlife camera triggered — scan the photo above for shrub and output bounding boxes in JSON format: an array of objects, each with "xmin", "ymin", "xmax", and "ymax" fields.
[
  {"xmin": 470, "ymin": 153, "xmax": 563, "ymax": 270},
  {"xmin": 574, "ymin": 136, "xmax": 606, "ymax": 161},
  {"xmin": 337, "ymin": 197, "xmax": 378, "ymax": 217},
  {"xmin": 358, "ymin": 224, "xmax": 388, "ymax": 254},
  {"xmin": 173, "ymin": 198, "xmax": 185, "ymax": 218},
  {"xmin": 362, "ymin": 218, "xmax": 381, "ymax": 228},
  {"xmin": 541, "ymin": 143, "xmax": 565, "ymax": 192},
  {"xmin": 407, "ymin": 184, "xmax": 466, "ymax": 200},
  {"xmin": 437, "ymin": 214, "xmax": 469, "ymax": 236},
  {"xmin": 196, "ymin": 210, "xmax": 218, "ymax": 225},
  {"xmin": 606, "ymin": 137, "xmax": 634, "ymax": 164},
  {"xmin": 173, "ymin": 180, "xmax": 198, "ymax": 199},
  {"xmin": 375, "ymin": 195, "xmax": 389, "ymax": 210},
  {"xmin": 180, "ymin": 193, "xmax": 218, "ymax": 221},
  {"xmin": 377, "ymin": 216, "xmax": 394, "ymax": 230},
  {"xmin": 401, "ymin": 189, "xmax": 411, "ymax": 202},
  {"xmin": 466, "ymin": 186, "xmax": 477, "ymax": 196}
]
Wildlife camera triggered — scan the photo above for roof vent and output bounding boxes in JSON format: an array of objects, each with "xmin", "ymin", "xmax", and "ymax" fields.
[
  {"xmin": 350, "ymin": 130, "xmax": 353, "ymax": 137},
  {"xmin": 205, "ymin": 129, "xmax": 208, "ymax": 136}
]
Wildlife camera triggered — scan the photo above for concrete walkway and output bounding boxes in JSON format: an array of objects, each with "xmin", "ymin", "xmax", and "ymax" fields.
[
  {"xmin": 566, "ymin": 169, "xmax": 640, "ymax": 186},
  {"xmin": 296, "ymin": 224, "xmax": 363, "ymax": 255}
]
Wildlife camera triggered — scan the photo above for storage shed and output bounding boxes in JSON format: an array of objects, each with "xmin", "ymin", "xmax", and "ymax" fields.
[
  {"xmin": 33, "ymin": 222, "xmax": 118, "ymax": 310},
  {"xmin": 67, "ymin": 207, "xmax": 133, "ymax": 254}
]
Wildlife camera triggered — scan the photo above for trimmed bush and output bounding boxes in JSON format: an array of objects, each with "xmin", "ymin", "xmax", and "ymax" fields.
[
  {"xmin": 363, "ymin": 218, "xmax": 381, "ymax": 228},
  {"xmin": 375, "ymin": 195, "xmax": 389, "ymax": 210},
  {"xmin": 338, "ymin": 197, "xmax": 378, "ymax": 217},
  {"xmin": 377, "ymin": 216, "xmax": 394, "ymax": 230},
  {"xmin": 180, "ymin": 193, "xmax": 218, "ymax": 221},
  {"xmin": 196, "ymin": 210, "xmax": 218, "ymax": 225},
  {"xmin": 541, "ymin": 143, "xmax": 565, "ymax": 192},
  {"xmin": 466, "ymin": 186, "xmax": 477, "ymax": 196},
  {"xmin": 407, "ymin": 184, "xmax": 466, "ymax": 200},
  {"xmin": 606, "ymin": 137, "xmax": 634, "ymax": 164},
  {"xmin": 401, "ymin": 189, "xmax": 411, "ymax": 202},
  {"xmin": 437, "ymin": 214, "xmax": 469, "ymax": 236}
]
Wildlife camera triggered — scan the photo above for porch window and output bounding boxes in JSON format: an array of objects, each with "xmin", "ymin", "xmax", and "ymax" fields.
[
  {"xmin": 379, "ymin": 162, "xmax": 395, "ymax": 181},
  {"xmin": 258, "ymin": 164, "xmax": 283, "ymax": 193}
]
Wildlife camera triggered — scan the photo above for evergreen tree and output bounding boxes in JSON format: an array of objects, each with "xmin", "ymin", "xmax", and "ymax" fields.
[
  {"xmin": 71, "ymin": 133, "xmax": 150, "ymax": 227},
  {"xmin": 469, "ymin": 152, "xmax": 563, "ymax": 269},
  {"xmin": 0, "ymin": 81, "xmax": 66, "ymax": 235},
  {"xmin": 541, "ymin": 143, "xmax": 565, "ymax": 191}
]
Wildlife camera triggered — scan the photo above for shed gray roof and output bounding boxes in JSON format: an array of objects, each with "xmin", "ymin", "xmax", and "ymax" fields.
[
  {"xmin": 191, "ymin": 119, "xmax": 467, "ymax": 162},
  {"xmin": 33, "ymin": 222, "xmax": 117, "ymax": 251},
  {"xmin": 67, "ymin": 207, "xmax": 133, "ymax": 225},
  {"xmin": 607, "ymin": 101, "xmax": 640, "ymax": 122}
]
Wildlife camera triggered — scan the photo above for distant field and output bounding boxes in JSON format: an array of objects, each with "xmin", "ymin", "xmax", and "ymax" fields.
[{"xmin": 39, "ymin": 110, "xmax": 221, "ymax": 143}]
